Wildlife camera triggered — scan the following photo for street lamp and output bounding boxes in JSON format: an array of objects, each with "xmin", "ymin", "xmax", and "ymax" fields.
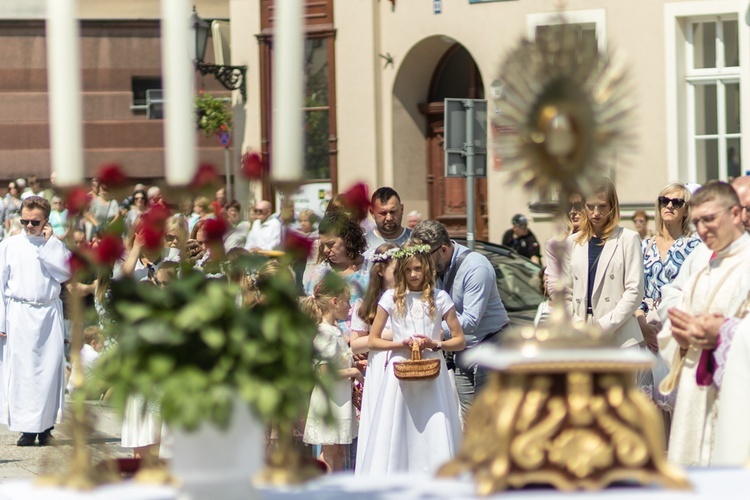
[{"xmin": 191, "ymin": 7, "xmax": 247, "ymax": 100}]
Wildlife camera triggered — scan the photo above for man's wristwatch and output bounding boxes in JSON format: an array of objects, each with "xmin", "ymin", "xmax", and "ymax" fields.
[{"xmin": 434, "ymin": 341, "xmax": 442, "ymax": 351}]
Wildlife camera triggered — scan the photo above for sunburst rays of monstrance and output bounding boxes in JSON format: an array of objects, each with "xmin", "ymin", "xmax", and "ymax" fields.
[{"xmin": 437, "ymin": 19, "xmax": 690, "ymax": 494}]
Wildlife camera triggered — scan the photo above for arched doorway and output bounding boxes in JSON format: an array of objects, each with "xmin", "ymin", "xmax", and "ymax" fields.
[{"xmin": 419, "ymin": 43, "xmax": 487, "ymax": 239}]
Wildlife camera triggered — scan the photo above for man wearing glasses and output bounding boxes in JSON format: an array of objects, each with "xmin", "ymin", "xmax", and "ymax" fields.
[
  {"xmin": 244, "ymin": 200, "xmax": 282, "ymax": 252},
  {"xmin": 411, "ymin": 220, "xmax": 509, "ymax": 419},
  {"xmin": 0, "ymin": 196, "xmax": 71, "ymax": 446},
  {"xmin": 656, "ymin": 181, "xmax": 750, "ymax": 466}
]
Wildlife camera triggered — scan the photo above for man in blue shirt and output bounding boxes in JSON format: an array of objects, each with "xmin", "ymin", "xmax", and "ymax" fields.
[{"xmin": 411, "ymin": 220, "xmax": 509, "ymax": 418}]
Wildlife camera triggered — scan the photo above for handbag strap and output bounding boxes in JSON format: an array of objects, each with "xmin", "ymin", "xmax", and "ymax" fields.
[{"xmin": 443, "ymin": 248, "xmax": 470, "ymax": 294}]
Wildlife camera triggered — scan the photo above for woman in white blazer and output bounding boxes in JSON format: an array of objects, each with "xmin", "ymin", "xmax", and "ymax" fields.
[{"xmin": 566, "ymin": 178, "xmax": 645, "ymax": 348}]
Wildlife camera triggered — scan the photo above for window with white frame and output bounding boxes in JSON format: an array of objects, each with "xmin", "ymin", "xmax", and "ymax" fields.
[{"xmin": 685, "ymin": 16, "xmax": 741, "ymax": 181}]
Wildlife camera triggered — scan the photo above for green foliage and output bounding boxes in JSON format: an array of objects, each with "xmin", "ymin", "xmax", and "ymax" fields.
[
  {"xmin": 195, "ymin": 92, "xmax": 232, "ymax": 138},
  {"xmin": 92, "ymin": 258, "xmax": 331, "ymax": 432}
]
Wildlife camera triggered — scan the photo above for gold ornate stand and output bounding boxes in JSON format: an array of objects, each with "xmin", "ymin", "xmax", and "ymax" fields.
[{"xmin": 438, "ymin": 336, "xmax": 690, "ymax": 494}]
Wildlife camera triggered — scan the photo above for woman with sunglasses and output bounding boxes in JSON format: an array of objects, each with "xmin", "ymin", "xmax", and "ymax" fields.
[
  {"xmin": 566, "ymin": 178, "xmax": 644, "ymax": 348},
  {"xmin": 124, "ymin": 189, "xmax": 148, "ymax": 235},
  {"xmin": 637, "ymin": 184, "xmax": 701, "ymax": 351},
  {"xmin": 545, "ymin": 192, "xmax": 584, "ymax": 304}
]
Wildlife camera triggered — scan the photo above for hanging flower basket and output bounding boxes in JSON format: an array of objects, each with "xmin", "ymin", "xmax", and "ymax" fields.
[{"xmin": 195, "ymin": 91, "xmax": 233, "ymax": 138}]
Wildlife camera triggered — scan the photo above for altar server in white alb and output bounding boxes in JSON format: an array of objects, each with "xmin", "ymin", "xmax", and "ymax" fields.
[
  {"xmin": 657, "ymin": 181, "xmax": 750, "ymax": 466},
  {"xmin": 0, "ymin": 196, "xmax": 71, "ymax": 446}
]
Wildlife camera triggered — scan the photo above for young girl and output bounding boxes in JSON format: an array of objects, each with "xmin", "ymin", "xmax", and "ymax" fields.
[
  {"xmin": 359, "ymin": 241, "xmax": 465, "ymax": 474},
  {"xmin": 301, "ymin": 277, "xmax": 362, "ymax": 472},
  {"xmin": 350, "ymin": 243, "xmax": 399, "ymax": 474}
]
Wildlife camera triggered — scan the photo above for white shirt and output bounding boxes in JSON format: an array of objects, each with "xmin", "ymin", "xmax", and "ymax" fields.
[{"xmin": 244, "ymin": 216, "xmax": 282, "ymax": 251}]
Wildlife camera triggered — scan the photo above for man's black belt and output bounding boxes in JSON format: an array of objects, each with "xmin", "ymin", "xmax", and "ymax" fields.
[{"xmin": 479, "ymin": 322, "xmax": 510, "ymax": 344}]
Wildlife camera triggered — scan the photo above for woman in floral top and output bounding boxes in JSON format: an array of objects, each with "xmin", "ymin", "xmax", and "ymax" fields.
[{"xmin": 638, "ymin": 183, "xmax": 701, "ymax": 351}]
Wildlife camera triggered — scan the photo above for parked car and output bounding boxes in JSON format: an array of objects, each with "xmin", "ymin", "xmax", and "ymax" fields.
[{"xmin": 454, "ymin": 239, "xmax": 544, "ymax": 326}]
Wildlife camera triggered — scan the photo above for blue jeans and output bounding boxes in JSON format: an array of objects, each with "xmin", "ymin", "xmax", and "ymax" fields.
[{"xmin": 453, "ymin": 349, "xmax": 489, "ymax": 420}]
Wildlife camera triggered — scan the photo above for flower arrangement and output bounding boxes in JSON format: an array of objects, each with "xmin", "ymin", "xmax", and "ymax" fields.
[
  {"xmin": 195, "ymin": 91, "xmax": 232, "ymax": 138},
  {"xmin": 92, "ymin": 256, "xmax": 332, "ymax": 433}
]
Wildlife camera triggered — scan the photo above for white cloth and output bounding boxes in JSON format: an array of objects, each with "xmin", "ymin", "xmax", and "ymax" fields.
[
  {"xmin": 304, "ymin": 323, "xmax": 357, "ymax": 445},
  {"xmin": 121, "ymin": 395, "xmax": 162, "ymax": 448},
  {"xmin": 66, "ymin": 344, "xmax": 100, "ymax": 394},
  {"xmin": 713, "ymin": 315, "xmax": 750, "ymax": 466},
  {"xmin": 244, "ymin": 217, "xmax": 282, "ymax": 252},
  {"xmin": 565, "ymin": 226, "xmax": 645, "ymax": 348},
  {"xmin": 658, "ymin": 233, "xmax": 750, "ymax": 466},
  {"xmin": 0, "ymin": 233, "xmax": 71, "ymax": 433},
  {"xmin": 357, "ymin": 289, "xmax": 462, "ymax": 475}
]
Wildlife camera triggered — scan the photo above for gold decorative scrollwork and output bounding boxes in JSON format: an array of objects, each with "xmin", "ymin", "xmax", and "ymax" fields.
[
  {"xmin": 438, "ymin": 362, "xmax": 691, "ymax": 495},
  {"xmin": 547, "ymin": 429, "xmax": 613, "ymax": 478}
]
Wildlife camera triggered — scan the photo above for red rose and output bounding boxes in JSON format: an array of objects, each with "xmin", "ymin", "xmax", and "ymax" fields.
[
  {"xmin": 142, "ymin": 204, "xmax": 171, "ymax": 228},
  {"xmin": 68, "ymin": 252, "xmax": 89, "ymax": 276},
  {"xmin": 93, "ymin": 234, "xmax": 124, "ymax": 267},
  {"xmin": 202, "ymin": 217, "xmax": 227, "ymax": 244},
  {"xmin": 65, "ymin": 187, "xmax": 91, "ymax": 214},
  {"xmin": 139, "ymin": 223, "xmax": 164, "ymax": 251},
  {"xmin": 284, "ymin": 231, "xmax": 314, "ymax": 261},
  {"xmin": 342, "ymin": 182, "xmax": 371, "ymax": 217},
  {"xmin": 241, "ymin": 151, "xmax": 263, "ymax": 180},
  {"xmin": 191, "ymin": 163, "xmax": 220, "ymax": 189},
  {"xmin": 97, "ymin": 163, "xmax": 128, "ymax": 189}
]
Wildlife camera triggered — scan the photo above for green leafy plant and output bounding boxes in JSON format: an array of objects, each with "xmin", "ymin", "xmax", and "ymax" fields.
[
  {"xmin": 195, "ymin": 91, "xmax": 232, "ymax": 138},
  {"xmin": 93, "ymin": 258, "xmax": 331, "ymax": 432}
]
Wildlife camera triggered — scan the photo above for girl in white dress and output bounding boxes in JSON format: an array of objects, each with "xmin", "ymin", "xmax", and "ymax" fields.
[
  {"xmin": 350, "ymin": 243, "xmax": 399, "ymax": 473},
  {"xmin": 301, "ymin": 277, "xmax": 363, "ymax": 472},
  {"xmin": 360, "ymin": 242, "xmax": 465, "ymax": 474}
]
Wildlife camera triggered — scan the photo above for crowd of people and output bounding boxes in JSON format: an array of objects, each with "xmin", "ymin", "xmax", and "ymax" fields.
[{"xmin": 3, "ymin": 172, "xmax": 750, "ymax": 476}]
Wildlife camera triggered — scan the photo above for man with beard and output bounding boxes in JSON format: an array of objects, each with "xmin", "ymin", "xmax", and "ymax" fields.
[
  {"xmin": 411, "ymin": 220, "xmax": 509, "ymax": 418},
  {"xmin": 365, "ymin": 187, "xmax": 410, "ymax": 254}
]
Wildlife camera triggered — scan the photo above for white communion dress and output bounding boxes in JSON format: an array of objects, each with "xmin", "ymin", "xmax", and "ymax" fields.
[
  {"xmin": 304, "ymin": 323, "xmax": 358, "ymax": 445},
  {"xmin": 357, "ymin": 289, "xmax": 462, "ymax": 474}
]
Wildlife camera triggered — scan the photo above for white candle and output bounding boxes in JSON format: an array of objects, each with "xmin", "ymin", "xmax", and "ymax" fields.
[
  {"xmin": 272, "ymin": 0, "xmax": 304, "ymax": 183},
  {"xmin": 161, "ymin": 0, "xmax": 196, "ymax": 185},
  {"xmin": 46, "ymin": 0, "xmax": 84, "ymax": 187}
]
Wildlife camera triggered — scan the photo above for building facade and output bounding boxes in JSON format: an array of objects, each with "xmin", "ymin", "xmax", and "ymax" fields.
[{"xmin": 231, "ymin": 0, "xmax": 750, "ymax": 245}]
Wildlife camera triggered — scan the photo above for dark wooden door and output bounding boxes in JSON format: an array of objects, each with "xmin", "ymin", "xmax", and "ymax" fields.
[{"xmin": 420, "ymin": 102, "xmax": 488, "ymax": 240}]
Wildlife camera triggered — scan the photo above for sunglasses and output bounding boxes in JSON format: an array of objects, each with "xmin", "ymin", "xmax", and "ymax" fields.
[
  {"xmin": 568, "ymin": 201, "xmax": 583, "ymax": 213},
  {"xmin": 134, "ymin": 196, "xmax": 145, "ymax": 201},
  {"xmin": 658, "ymin": 196, "xmax": 686, "ymax": 209},
  {"xmin": 20, "ymin": 219, "xmax": 43, "ymax": 227},
  {"xmin": 165, "ymin": 234, "xmax": 178, "ymax": 242}
]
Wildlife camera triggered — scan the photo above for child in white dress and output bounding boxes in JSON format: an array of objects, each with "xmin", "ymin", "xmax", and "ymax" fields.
[
  {"xmin": 301, "ymin": 276, "xmax": 363, "ymax": 472},
  {"xmin": 359, "ymin": 241, "xmax": 465, "ymax": 474},
  {"xmin": 350, "ymin": 243, "xmax": 399, "ymax": 474}
]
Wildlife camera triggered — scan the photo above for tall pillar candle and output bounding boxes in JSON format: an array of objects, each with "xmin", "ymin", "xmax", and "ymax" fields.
[
  {"xmin": 46, "ymin": 0, "xmax": 84, "ymax": 186},
  {"xmin": 272, "ymin": 0, "xmax": 304, "ymax": 183},
  {"xmin": 161, "ymin": 0, "xmax": 197, "ymax": 185}
]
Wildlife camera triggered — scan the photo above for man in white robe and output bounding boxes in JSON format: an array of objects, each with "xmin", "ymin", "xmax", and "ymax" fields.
[
  {"xmin": 0, "ymin": 196, "xmax": 71, "ymax": 446},
  {"xmin": 657, "ymin": 181, "xmax": 750, "ymax": 466}
]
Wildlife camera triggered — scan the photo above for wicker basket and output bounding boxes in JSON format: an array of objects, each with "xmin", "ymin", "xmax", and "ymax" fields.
[{"xmin": 393, "ymin": 342, "xmax": 441, "ymax": 381}]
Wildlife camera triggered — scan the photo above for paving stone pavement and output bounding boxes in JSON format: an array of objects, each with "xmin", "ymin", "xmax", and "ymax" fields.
[{"xmin": 0, "ymin": 398, "xmax": 130, "ymax": 483}]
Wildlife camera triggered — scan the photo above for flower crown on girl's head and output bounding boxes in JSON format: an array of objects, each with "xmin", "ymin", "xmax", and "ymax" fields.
[
  {"xmin": 371, "ymin": 247, "xmax": 400, "ymax": 263},
  {"xmin": 393, "ymin": 244, "xmax": 431, "ymax": 260}
]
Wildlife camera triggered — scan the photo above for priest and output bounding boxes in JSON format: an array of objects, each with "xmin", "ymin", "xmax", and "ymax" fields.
[
  {"xmin": 657, "ymin": 181, "xmax": 750, "ymax": 466},
  {"xmin": 0, "ymin": 196, "xmax": 71, "ymax": 446}
]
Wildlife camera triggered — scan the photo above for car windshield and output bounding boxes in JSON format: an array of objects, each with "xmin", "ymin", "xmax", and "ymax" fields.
[{"xmin": 474, "ymin": 246, "xmax": 544, "ymax": 312}]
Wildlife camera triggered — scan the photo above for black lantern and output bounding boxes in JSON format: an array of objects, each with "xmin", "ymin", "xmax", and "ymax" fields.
[{"xmin": 191, "ymin": 6, "xmax": 247, "ymax": 100}]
